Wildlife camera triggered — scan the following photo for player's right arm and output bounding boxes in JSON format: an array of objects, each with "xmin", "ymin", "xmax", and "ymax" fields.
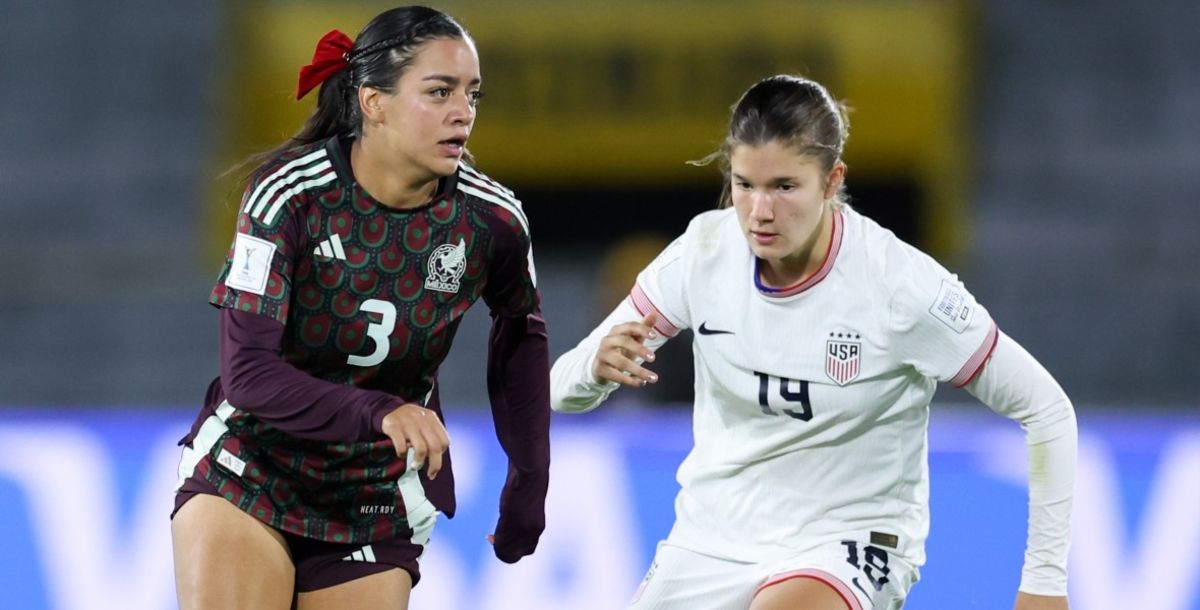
[
  {"xmin": 550, "ymin": 303, "xmax": 664, "ymax": 413},
  {"xmin": 550, "ymin": 236, "xmax": 688, "ymax": 413},
  {"xmin": 210, "ymin": 164, "xmax": 446, "ymax": 468},
  {"xmin": 219, "ymin": 309, "xmax": 448, "ymax": 474}
]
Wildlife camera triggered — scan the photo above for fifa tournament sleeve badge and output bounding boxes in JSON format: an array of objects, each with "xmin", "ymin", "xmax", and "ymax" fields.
[
  {"xmin": 225, "ymin": 233, "xmax": 277, "ymax": 295},
  {"xmin": 929, "ymin": 279, "xmax": 974, "ymax": 334},
  {"xmin": 424, "ymin": 238, "xmax": 467, "ymax": 294}
]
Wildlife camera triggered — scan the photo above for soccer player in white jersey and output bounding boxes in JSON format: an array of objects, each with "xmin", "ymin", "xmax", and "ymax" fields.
[{"xmin": 551, "ymin": 75, "xmax": 1076, "ymax": 610}]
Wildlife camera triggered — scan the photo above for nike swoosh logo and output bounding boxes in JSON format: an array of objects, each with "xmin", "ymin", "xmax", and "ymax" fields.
[{"xmin": 697, "ymin": 322, "xmax": 734, "ymax": 336}]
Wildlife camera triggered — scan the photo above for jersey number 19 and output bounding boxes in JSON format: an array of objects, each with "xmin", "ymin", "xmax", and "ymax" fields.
[{"xmin": 753, "ymin": 372, "xmax": 813, "ymax": 421}]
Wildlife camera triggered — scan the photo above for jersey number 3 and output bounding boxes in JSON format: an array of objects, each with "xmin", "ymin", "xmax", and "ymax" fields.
[
  {"xmin": 347, "ymin": 299, "xmax": 397, "ymax": 367},
  {"xmin": 753, "ymin": 372, "xmax": 813, "ymax": 421}
]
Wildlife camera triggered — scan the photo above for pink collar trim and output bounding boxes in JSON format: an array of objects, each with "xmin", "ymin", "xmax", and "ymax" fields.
[{"xmin": 754, "ymin": 209, "xmax": 844, "ymax": 298}]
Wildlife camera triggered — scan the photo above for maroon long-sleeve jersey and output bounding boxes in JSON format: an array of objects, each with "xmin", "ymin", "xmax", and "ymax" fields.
[{"xmin": 179, "ymin": 135, "xmax": 550, "ymax": 550}]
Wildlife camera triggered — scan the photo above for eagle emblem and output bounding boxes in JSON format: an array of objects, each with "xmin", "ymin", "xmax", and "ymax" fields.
[{"xmin": 424, "ymin": 239, "xmax": 467, "ymax": 294}]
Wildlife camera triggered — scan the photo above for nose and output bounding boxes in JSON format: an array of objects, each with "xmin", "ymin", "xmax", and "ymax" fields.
[
  {"xmin": 748, "ymin": 192, "xmax": 773, "ymax": 222},
  {"xmin": 448, "ymin": 92, "xmax": 475, "ymax": 126}
]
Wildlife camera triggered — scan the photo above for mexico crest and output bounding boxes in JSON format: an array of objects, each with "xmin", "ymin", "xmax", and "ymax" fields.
[
  {"xmin": 424, "ymin": 239, "xmax": 467, "ymax": 294},
  {"xmin": 825, "ymin": 333, "xmax": 862, "ymax": 386}
]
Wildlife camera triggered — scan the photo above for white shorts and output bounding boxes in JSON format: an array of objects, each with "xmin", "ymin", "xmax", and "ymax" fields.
[{"xmin": 628, "ymin": 539, "xmax": 918, "ymax": 610}]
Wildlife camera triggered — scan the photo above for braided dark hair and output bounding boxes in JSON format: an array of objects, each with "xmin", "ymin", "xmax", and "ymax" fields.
[
  {"xmin": 312, "ymin": 6, "xmax": 469, "ymax": 138},
  {"xmin": 239, "ymin": 6, "xmax": 471, "ymax": 176}
]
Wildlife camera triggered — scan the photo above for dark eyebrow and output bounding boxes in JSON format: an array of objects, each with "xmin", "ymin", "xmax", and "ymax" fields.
[
  {"xmin": 731, "ymin": 173, "xmax": 798, "ymax": 184},
  {"xmin": 421, "ymin": 74, "xmax": 482, "ymax": 87}
]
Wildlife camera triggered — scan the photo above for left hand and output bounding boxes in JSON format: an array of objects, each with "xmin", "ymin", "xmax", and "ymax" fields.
[
  {"xmin": 1015, "ymin": 592, "xmax": 1068, "ymax": 610},
  {"xmin": 486, "ymin": 518, "xmax": 541, "ymax": 563},
  {"xmin": 486, "ymin": 508, "xmax": 544, "ymax": 563},
  {"xmin": 486, "ymin": 469, "xmax": 547, "ymax": 563}
]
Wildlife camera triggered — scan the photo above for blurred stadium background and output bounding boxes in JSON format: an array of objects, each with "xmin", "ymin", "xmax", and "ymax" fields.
[{"xmin": 1, "ymin": 1, "xmax": 1197, "ymax": 608}]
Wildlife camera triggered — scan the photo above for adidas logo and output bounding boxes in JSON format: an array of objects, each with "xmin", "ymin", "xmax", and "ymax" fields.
[
  {"xmin": 342, "ymin": 544, "xmax": 377, "ymax": 563},
  {"xmin": 313, "ymin": 234, "xmax": 347, "ymax": 261}
]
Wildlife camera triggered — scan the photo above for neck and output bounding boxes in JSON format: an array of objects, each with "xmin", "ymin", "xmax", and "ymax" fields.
[
  {"xmin": 759, "ymin": 205, "xmax": 835, "ymax": 289},
  {"xmin": 350, "ymin": 138, "xmax": 439, "ymax": 209}
]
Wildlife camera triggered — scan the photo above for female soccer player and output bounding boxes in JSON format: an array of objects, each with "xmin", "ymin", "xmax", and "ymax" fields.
[
  {"xmin": 551, "ymin": 75, "xmax": 1075, "ymax": 610},
  {"xmin": 171, "ymin": 7, "xmax": 550, "ymax": 609}
]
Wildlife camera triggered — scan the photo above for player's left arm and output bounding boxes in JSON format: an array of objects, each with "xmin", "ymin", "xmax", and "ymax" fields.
[
  {"xmin": 886, "ymin": 245, "xmax": 1074, "ymax": 603},
  {"xmin": 480, "ymin": 207, "xmax": 550, "ymax": 564},
  {"xmin": 965, "ymin": 331, "xmax": 1077, "ymax": 606},
  {"xmin": 484, "ymin": 305, "xmax": 550, "ymax": 563}
]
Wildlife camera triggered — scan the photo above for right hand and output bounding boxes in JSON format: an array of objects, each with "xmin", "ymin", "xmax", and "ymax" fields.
[
  {"xmin": 591, "ymin": 311, "xmax": 660, "ymax": 388},
  {"xmin": 380, "ymin": 403, "xmax": 450, "ymax": 479}
]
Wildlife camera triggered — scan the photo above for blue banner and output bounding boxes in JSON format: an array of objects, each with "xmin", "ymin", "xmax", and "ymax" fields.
[{"xmin": 0, "ymin": 408, "xmax": 1196, "ymax": 609}]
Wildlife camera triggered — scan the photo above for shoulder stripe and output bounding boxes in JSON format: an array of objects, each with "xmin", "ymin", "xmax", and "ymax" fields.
[
  {"xmin": 458, "ymin": 169, "xmax": 520, "ymax": 207},
  {"xmin": 249, "ymin": 159, "xmax": 333, "ymax": 221},
  {"xmin": 459, "ymin": 163, "xmax": 516, "ymax": 198},
  {"xmin": 260, "ymin": 167, "xmax": 338, "ymax": 225},
  {"xmin": 242, "ymin": 149, "xmax": 329, "ymax": 215},
  {"xmin": 458, "ymin": 177, "xmax": 529, "ymax": 237},
  {"xmin": 457, "ymin": 170, "xmax": 537, "ymax": 287}
]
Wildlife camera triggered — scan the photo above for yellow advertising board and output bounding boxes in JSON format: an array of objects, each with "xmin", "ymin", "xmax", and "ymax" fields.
[{"xmin": 209, "ymin": 0, "xmax": 973, "ymax": 260}]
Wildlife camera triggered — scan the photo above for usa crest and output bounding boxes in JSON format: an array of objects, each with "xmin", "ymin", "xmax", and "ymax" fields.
[
  {"xmin": 825, "ymin": 333, "xmax": 862, "ymax": 386},
  {"xmin": 424, "ymin": 239, "xmax": 467, "ymax": 294}
]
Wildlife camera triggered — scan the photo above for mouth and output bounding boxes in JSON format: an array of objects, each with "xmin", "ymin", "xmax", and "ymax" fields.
[
  {"xmin": 438, "ymin": 137, "xmax": 468, "ymax": 156},
  {"xmin": 750, "ymin": 230, "xmax": 779, "ymax": 245}
]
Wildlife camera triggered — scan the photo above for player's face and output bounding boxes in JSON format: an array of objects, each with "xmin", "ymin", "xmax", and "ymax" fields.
[
  {"xmin": 730, "ymin": 141, "xmax": 845, "ymax": 283},
  {"xmin": 373, "ymin": 37, "xmax": 481, "ymax": 182}
]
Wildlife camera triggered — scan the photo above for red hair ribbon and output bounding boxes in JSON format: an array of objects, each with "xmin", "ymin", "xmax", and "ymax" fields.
[{"xmin": 296, "ymin": 29, "xmax": 354, "ymax": 100}]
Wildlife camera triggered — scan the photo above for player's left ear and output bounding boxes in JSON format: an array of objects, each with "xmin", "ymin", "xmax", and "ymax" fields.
[{"xmin": 824, "ymin": 161, "xmax": 847, "ymax": 200}]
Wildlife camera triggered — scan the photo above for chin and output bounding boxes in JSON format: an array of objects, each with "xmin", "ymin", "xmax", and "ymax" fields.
[
  {"xmin": 743, "ymin": 237, "xmax": 773, "ymax": 256},
  {"xmin": 432, "ymin": 158, "xmax": 460, "ymax": 176}
]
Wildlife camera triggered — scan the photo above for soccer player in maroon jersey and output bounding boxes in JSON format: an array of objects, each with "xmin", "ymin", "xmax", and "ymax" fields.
[{"xmin": 170, "ymin": 7, "xmax": 550, "ymax": 609}]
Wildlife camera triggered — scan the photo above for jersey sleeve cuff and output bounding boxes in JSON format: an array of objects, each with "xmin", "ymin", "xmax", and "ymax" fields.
[
  {"xmin": 367, "ymin": 395, "xmax": 408, "ymax": 436},
  {"xmin": 949, "ymin": 322, "xmax": 999, "ymax": 387},
  {"xmin": 629, "ymin": 284, "xmax": 681, "ymax": 338}
]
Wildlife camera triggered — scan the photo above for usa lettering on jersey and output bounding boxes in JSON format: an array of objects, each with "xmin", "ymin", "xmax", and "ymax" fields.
[{"xmin": 826, "ymin": 332, "xmax": 862, "ymax": 386}]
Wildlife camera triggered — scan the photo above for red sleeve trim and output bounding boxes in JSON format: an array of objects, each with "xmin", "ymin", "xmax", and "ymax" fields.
[
  {"xmin": 629, "ymin": 284, "xmax": 681, "ymax": 338},
  {"xmin": 950, "ymin": 322, "xmax": 1000, "ymax": 387},
  {"xmin": 756, "ymin": 568, "xmax": 864, "ymax": 610}
]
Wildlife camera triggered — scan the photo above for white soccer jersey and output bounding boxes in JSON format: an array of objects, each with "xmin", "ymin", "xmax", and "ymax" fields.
[{"xmin": 552, "ymin": 206, "xmax": 998, "ymax": 569}]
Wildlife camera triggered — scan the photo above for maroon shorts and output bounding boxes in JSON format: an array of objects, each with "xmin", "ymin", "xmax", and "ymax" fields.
[{"xmin": 173, "ymin": 475, "xmax": 425, "ymax": 592}]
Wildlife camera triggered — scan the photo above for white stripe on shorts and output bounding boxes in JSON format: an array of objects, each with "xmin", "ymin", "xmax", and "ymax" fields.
[
  {"xmin": 398, "ymin": 447, "xmax": 438, "ymax": 547},
  {"xmin": 175, "ymin": 401, "xmax": 236, "ymax": 490}
]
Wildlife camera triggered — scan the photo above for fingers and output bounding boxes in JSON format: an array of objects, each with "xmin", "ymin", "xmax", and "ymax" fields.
[
  {"xmin": 615, "ymin": 313, "xmax": 659, "ymax": 344},
  {"xmin": 641, "ymin": 310, "xmax": 658, "ymax": 331},
  {"xmin": 595, "ymin": 358, "xmax": 658, "ymax": 387},
  {"xmin": 381, "ymin": 403, "xmax": 450, "ymax": 479},
  {"xmin": 591, "ymin": 313, "xmax": 662, "ymax": 387},
  {"xmin": 422, "ymin": 422, "xmax": 449, "ymax": 479}
]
